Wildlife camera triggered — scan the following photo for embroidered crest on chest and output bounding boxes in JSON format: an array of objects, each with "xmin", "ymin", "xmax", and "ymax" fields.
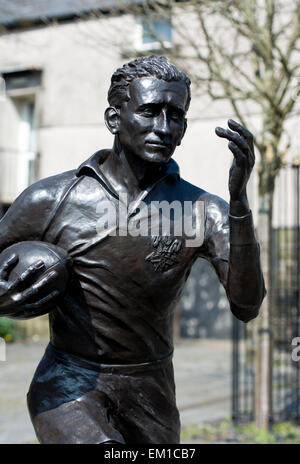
[{"xmin": 145, "ymin": 236, "xmax": 183, "ymax": 272}]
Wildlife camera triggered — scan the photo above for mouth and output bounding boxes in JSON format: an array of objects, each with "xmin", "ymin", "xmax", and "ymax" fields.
[{"xmin": 145, "ymin": 141, "xmax": 172, "ymax": 150}]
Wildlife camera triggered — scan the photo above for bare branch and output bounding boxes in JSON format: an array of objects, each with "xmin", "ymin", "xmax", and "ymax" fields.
[{"xmin": 65, "ymin": 0, "xmax": 300, "ymax": 190}]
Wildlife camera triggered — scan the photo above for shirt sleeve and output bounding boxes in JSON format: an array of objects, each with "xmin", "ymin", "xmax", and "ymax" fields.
[
  {"xmin": 197, "ymin": 193, "xmax": 230, "ymax": 288},
  {"xmin": 0, "ymin": 170, "xmax": 77, "ymax": 253},
  {"xmin": 0, "ymin": 183, "xmax": 49, "ymax": 253}
]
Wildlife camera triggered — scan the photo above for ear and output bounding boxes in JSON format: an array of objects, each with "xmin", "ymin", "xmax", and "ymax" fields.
[
  {"xmin": 104, "ymin": 107, "xmax": 120, "ymax": 135},
  {"xmin": 177, "ymin": 118, "xmax": 187, "ymax": 146}
]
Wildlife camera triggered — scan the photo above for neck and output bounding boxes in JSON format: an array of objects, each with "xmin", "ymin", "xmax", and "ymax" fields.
[{"xmin": 104, "ymin": 137, "xmax": 165, "ymax": 201}]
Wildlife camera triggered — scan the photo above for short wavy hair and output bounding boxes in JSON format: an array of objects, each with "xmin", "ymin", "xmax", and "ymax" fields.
[{"xmin": 108, "ymin": 55, "xmax": 191, "ymax": 112}]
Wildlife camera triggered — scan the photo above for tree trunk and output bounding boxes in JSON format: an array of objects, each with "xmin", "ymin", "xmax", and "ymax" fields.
[{"xmin": 255, "ymin": 190, "xmax": 274, "ymax": 428}]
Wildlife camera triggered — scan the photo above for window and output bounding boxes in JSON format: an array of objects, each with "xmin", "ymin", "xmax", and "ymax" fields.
[
  {"xmin": 0, "ymin": 76, "xmax": 5, "ymax": 102},
  {"xmin": 3, "ymin": 70, "xmax": 41, "ymax": 92},
  {"xmin": 136, "ymin": 15, "xmax": 172, "ymax": 51},
  {"xmin": 16, "ymin": 98, "xmax": 37, "ymax": 188},
  {"xmin": 0, "ymin": 69, "xmax": 41, "ymax": 203}
]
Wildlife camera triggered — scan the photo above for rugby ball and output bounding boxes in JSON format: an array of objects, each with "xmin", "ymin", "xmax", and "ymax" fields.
[{"xmin": 0, "ymin": 241, "xmax": 72, "ymax": 298}]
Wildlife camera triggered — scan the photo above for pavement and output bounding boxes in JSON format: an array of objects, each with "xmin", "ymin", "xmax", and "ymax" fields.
[{"xmin": 0, "ymin": 337, "xmax": 231, "ymax": 444}]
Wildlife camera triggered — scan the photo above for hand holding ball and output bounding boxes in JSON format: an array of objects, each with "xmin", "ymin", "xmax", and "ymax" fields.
[{"xmin": 0, "ymin": 241, "xmax": 71, "ymax": 319}]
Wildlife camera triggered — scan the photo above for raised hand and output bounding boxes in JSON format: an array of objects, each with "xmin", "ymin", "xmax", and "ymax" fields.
[
  {"xmin": 0, "ymin": 254, "xmax": 59, "ymax": 318},
  {"xmin": 215, "ymin": 119, "xmax": 255, "ymax": 216}
]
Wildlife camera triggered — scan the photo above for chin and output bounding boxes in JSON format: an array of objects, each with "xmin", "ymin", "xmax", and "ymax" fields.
[{"xmin": 141, "ymin": 150, "xmax": 173, "ymax": 164}]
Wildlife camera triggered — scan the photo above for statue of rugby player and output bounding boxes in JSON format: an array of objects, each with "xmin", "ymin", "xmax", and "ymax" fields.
[{"xmin": 0, "ymin": 56, "xmax": 265, "ymax": 444}]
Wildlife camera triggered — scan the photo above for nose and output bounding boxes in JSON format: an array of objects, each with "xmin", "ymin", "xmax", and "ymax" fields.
[{"xmin": 154, "ymin": 109, "xmax": 171, "ymax": 136}]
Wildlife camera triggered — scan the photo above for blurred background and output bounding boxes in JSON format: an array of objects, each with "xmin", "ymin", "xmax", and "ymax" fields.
[{"xmin": 0, "ymin": 0, "xmax": 299, "ymax": 443}]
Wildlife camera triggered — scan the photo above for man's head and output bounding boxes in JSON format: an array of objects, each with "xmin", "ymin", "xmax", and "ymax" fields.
[
  {"xmin": 107, "ymin": 55, "xmax": 191, "ymax": 112},
  {"xmin": 105, "ymin": 56, "xmax": 191, "ymax": 164}
]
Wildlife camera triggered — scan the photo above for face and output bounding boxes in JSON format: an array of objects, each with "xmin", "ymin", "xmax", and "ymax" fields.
[{"xmin": 117, "ymin": 77, "xmax": 188, "ymax": 164}]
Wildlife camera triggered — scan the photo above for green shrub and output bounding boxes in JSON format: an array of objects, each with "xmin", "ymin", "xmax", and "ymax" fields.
[
  {"xmin": 0, "ymin": 317, "xmax": 19, "ymax": 342},
  {"xmin": 180, "ymin": 420, "xmax": 300, "ymax": 444}
]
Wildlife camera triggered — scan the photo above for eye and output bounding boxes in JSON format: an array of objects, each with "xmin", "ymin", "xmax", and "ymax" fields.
[
  {"xmin": 169, "ymin": 109, "xmax": 184, "ymax": 122},
  {"xmin": 139, "ymin": 104, "xmax": 159, "ymax": 117},
  {"xmin": 142, "ymin": 108, "xmax": 155, "ymax": 116},
  {"xmin": 171, "ymin": 112, "xmax": 180, "ymax": 120}
]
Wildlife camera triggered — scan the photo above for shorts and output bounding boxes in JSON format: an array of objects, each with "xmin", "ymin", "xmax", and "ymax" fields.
[{"xmin": 27, "ymin": 344, "xmax": 180, "ymax": 444}]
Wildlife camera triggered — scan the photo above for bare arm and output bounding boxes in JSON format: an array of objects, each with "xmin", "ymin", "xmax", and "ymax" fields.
[{"xmin": 206, "ymin": 120, "xmax": 266, "ymax": 322}]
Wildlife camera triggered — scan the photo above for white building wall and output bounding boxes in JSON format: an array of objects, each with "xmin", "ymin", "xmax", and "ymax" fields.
[
  {"xmin": 0, "ymin": 13, "xmax": 299, "ymax": 223},
  {"xmin": 0, "ymin": 15, "xmax": 235, "ymax": 206}
]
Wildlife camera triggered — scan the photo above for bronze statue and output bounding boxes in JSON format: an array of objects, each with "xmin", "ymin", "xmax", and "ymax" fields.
[{"xmin": 0, "ymin": 56, "xmax": 265, "ymax": 444}]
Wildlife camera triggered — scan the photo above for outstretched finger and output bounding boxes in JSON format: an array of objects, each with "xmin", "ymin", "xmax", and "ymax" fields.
[
  {"xmin": 0, "ymin": 254, "xmax": 19, "ymax": 281},
  {"xmin": 23, "ymin": 290, "xmax": 60, "ymax": 314},
  {"xmin": 5, "ymin": 290, "xmax": 60, "ymax": 320},
  {"xmin": 228, "ymin": 119, "xmax": 254, "ymax": 146},
  {"xmin": 13, "ymin": 270, "xmax": 57, "ymax": 303},
  {"xmin": 9, "ymin": 260, "xmax": 45, "ymax": 291},
  {"xmin": 216, "ymin": 126, "xmax": 249, "ymax": 153}
]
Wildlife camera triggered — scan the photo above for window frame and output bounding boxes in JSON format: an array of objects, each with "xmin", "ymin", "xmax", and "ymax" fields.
[{"xmin": 135, "ymin": 15, "xmax": 172, "ymax": 52}]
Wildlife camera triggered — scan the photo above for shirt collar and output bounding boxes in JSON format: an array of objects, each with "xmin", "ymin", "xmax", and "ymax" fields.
[
  {"xmin": 76, "ymin": 149, "xmax": 181, "ymax": 183},
  {"xmin": 76, "ymin": 149, "xmax": 110, "ymax": 178}
]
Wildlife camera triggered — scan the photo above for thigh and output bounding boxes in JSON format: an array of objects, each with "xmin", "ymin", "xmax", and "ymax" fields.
[
  {"xmin": 31, "ymin": 389, "xmax": 125, "ymax": 444},
  {"xmin": 106, "ymin": 363, "xmax": 180, "ymax": 444},
  {"xmin": 27, "ymin": 346, "xmax": 124, "ymax": 444}
]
